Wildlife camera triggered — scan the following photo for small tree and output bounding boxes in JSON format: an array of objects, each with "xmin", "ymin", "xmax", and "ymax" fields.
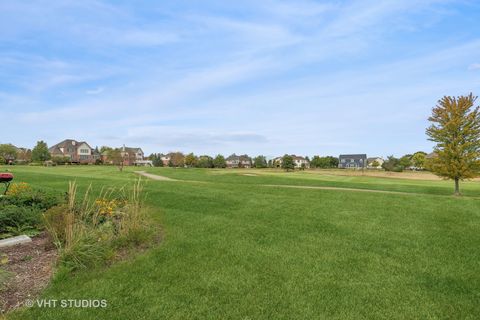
[
  {"xmin": 31, "ymin": 141, "xmax": 51, "ymax": 162},
  {"xmin": 169, "ymin": 152, "xmax": 185, "ymax": 167},
  {"xmin": 411, "ymin": 151, "xmax": 426, "ymax": 169},
  {"xmin": 399, "ymin": 154, "xmax": 412, "ymax": 169},
  {"xmin": 370, "ymin": 160, "xmax": 380, "ymax": 168},
  {"xmin": 213, "ymin": 155, "xmax": 226, "ymax": 168},
  {"xmin": 281, "ymin": 155, "xmax": 295, "ymax": 172},
  {"xmin": 197, "ymin": 155, "xmax": 214, "ymax": 168},
  {"xmin": 426, "ymin": 93, "xmax": 480, "ymax": 195},
  {"xmin": 382, "ymin": 156, "xmax": 402, "ymax": 172},
  {"xmin": 148, "ymin": 153, "xmax": 164, "ymax": 167},
  {"xmin": 184, "ymin": 153, "xmax": 197, "ymax": 167},
  {"xmin": 108, "ymin": 148, "xmax": 125, "ymax": 171},
  {"xmin": 253, "ymin": 155, "xmax": 267, "ymax": 168},
  {"xmin": 0, "ymin": 144, "xmax": 18, "ymax": 164}
]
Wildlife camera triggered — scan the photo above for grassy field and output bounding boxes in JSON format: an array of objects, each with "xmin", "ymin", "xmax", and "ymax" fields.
[{"xmin": 2, "ymin": 166, "xmax": 480, "ymax": 319}]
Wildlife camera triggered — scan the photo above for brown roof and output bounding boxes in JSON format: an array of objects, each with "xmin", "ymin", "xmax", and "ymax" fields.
[{"xmin": 49, "ymin": 139, "xmax": 92, "ymax": 152}]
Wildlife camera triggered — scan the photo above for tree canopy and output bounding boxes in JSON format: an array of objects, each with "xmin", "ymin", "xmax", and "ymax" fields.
[
  {"xmin": 0, "ymin": 144, "xmax": 18, "ymax": 164},
  {"xmin": 213, "ymin": 155, "xmax": 226, "ymax": 168},
  {"xmin": 31, "ymin": 141, "xmax": 51, "ymax": 162},
  {"xmin": 184, "ymin": 153, "xmax": 197, "ymax": 167},
  {"xmin": 310, "ymin": 156, "xmax": 338, "ymax": 168},
  {"xmin": 281, "ymin": 154, "xmax": 295, "ymax": 171},
  {"xmin": 253, "ymin": 155, "xmax": 267, "ymax": 168},
  {"xmin": 426, "ymin": 93, "xmax": 480, "ymax": 195}
]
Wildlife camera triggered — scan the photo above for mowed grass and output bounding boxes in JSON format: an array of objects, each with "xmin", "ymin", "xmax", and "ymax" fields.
[{"xmin": 3, "ymin": 166, "xmax": 480, "ymax": 319}]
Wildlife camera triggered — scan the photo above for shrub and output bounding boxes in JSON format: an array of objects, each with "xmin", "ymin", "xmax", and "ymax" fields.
[
  {"xmin": 0, "ymin": 205, "xmax": 43, "ymax": 239},
  {"xmin": 2, "ymin": 183, "xmax": 61, "ymax": 210}
]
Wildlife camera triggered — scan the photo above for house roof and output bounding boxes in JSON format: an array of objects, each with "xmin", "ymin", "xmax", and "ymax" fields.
[
  {"xmin": 226, "ymin": 154, "xmax": 251, "ymax": 161},
  {"xmin": 274, "ymin": 155, "xmax": 309, "ymax": 161},
  {"xmin": 291, "ymin": 155, "xmax": 308, "ymax": 161},
  {"xmin": 121, "ymin": 146, "xmax": 143, "ymax": 154},
  {"xmin": 367, "ymin": 157, "xmax": 383, "ymax": 162},
  {"xmin": 339, "ymin": 154, "xmax": 367, "ymax": 159},
  {"xmin": 49, "ymin": 139, "xmax": 93, "ymax": 152}
]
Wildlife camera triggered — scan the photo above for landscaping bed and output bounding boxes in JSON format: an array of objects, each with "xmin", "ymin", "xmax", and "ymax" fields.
[
  {"xmin": 0, "ymin": 232, "xmax": 57, "ymax": 313},
  {"xmin": 1, "ymin": 178, "xmax": 155, "ymax": 316}
]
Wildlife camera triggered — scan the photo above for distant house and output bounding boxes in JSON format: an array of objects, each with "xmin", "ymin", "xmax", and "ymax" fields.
[
  {"xmin": 49, "ymin": 139, "xmax": 95, "ymax": 164},
  {"xmin": 367, "ymin": 157, "xmax": 384, "ymax": 169},
  {"xmin": 160, "ymin": 153, "xmax": 171, "ymax": 166},
  {"xmin": 338, "ymin": 154, "xmax": 367, "ymax": 169},
  {"xmin": 14, "ymin": 146, "xmax": 31, "ymax": 164},
  {"xmin": 274, "ymin": 155, "xmax": 310, "ymax": 168},
  {"xmin": 120, "ymin": 145, "xmax": 144, "ymax": 166},
  {"xmin": 226, "ymin": 154, "xmax": 252, "ymax": 168}
]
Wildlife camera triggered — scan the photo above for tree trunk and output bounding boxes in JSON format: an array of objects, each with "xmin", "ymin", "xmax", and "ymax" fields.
[{"xmin": 454, "ymin": 177, "xmax": 460, "ymax": 196}]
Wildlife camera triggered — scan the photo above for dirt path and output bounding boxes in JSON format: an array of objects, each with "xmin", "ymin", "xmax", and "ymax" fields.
[
  {"xmin": 134, "ymin": 171, "xmax": 178, "ymax": 181},
  {"xmin": 261, "ymin": 184, "xmax": 445, "ymax": 197}
]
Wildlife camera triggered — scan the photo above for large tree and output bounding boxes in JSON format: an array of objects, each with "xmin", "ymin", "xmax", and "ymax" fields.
[
  {"xmin": 31, "ymin": 140, "xmax": 51, "ymax": 162},
  {"xmin": 426, "ymin": 94, "xmax": 480, "ymax": 195}
]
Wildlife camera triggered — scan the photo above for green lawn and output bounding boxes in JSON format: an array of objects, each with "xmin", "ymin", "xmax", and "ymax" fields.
[{"xmin": 3, "ymin": 166, "xmax": 480, "ymax": 319}]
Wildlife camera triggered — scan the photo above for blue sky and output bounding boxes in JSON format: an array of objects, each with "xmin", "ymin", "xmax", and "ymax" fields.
[{"xmin": 1, "ymin": 0, "xmax": 480, "ymax": 158}]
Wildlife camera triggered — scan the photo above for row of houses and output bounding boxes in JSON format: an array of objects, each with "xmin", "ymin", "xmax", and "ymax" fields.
[
  {"xmin": 224, "ymin": 154, "xmax": 311, "ymax": 169},
  {"xmin": 225, "ymin": 154, "xmax": 382, "ymax": 169},
  {"xmin": 338, "ymin": 154, "xmax": 375, "ymax": 169},
  {"xmin": 338, "ymin": 154, "xmax": 386, "ymax": 169},
  {"xmin": 46, "ymin": 141, "xmax": 384, "ymax": 169},
  {"xmin": 49, "ymin": 139, "xmax": 145, "ymax": 165},
  {"xmin": 33, "ymin": 139, "xmax": 384, "ymax": 169}
]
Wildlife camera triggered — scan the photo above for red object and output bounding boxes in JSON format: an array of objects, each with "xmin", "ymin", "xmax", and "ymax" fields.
[{"xmin": 0, "ymin": 173, "xmax": 13, "ymax": 182}]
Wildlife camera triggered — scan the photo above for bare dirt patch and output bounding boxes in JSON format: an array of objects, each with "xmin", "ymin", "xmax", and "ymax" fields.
[{"xmin": 0, "ymin": 233, "xmax": 57, "ymax": 313}]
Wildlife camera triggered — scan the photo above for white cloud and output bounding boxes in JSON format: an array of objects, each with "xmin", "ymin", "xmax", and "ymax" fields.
[{"xmin": 468, "ymin": 63, "xmax": 480, "ymax": 70}]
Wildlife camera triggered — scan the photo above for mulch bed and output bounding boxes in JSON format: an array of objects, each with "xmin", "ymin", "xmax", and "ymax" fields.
[{"xmin": 0, "ymin": 233, "xmax": 57, "ymax": 313}]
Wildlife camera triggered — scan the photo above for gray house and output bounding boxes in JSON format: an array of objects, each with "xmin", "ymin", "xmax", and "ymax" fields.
[{"xmin": 338, "ymin": 154, "xmax": 367, "ymax": 169}]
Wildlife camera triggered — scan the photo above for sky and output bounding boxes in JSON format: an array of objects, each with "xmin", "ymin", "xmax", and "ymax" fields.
[{"xmin": 1, "ymin": 0, "xmax": 480, "ymax": 158}]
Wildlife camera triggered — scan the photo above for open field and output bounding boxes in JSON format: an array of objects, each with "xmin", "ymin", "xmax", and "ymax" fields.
[{"xmin": 2, "ymin": 166, "xmax": 480, "ymax": 319}]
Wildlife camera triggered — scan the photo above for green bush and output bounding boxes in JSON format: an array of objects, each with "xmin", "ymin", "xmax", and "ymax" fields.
[
  {"xmin": 1, "ymin": 189, "xmax": 61, "ymax": 210},
  {"xmin": 0, "ymin": 205, "xmax": 43, "ymax": 238}
]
